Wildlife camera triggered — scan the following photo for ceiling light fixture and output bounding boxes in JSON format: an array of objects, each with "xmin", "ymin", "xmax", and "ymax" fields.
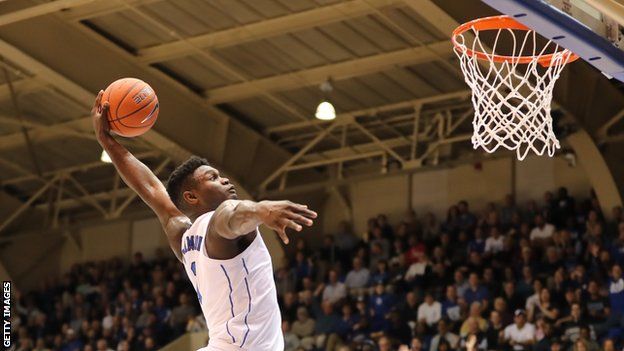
[{"xmin": 315, "ymin": 80, "xmax": 336, "ymax": 121}]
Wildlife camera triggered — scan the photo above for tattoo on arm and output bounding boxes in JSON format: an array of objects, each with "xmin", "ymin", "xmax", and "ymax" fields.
[{"xmin": 212, "ymin": 200, "xmax": 263, "ymax": 239}]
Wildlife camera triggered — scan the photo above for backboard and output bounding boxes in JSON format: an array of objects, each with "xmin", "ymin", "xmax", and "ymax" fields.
[{"xmin": 481, "ymin": 0, "xmax": 624, "ymax": 81}]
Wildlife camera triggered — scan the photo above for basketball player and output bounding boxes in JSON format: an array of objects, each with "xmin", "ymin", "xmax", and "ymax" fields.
[{"xmin": 91, "ymin": 91, "xmax": 317, "ymax": 350}]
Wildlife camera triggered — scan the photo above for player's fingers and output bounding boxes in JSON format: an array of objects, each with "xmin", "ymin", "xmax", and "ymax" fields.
[
  {"xmin": 285, "ymin": 219, "xmax": 302, "ymax": 232},
  {"xmin": 286, "ymin": 212, "xmax": 313, "ymax": 227},
  {"xmin": 93, "ymin": 90, "xmax": 103, "ymax": 112},
  {"xmin": 293, "ymin": 205, "xmax": 317, "ymax": 219},
  {"xmin": 287, "ymin": 202, "xmax": 315, "ymax": 215},
  {"xmin": 276, "ymin": 227, "xmax": 289, "ymax": 245}
]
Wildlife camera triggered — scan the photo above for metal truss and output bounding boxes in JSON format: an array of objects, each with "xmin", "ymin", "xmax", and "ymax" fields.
[
  {"xmin": 0, "ymin": 151, "xmax": 170, "ymax": 233},
  {"xmin": 259, "ymin": 92, "xmax": 474, "ymax": 194},
  {"xmin": 597, "ymin": 107, "xmax": 624, "ymax": 144}
]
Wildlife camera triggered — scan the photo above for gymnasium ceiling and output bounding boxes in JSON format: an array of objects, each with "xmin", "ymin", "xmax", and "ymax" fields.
[{"xmin": 0, "ymin": 0, "xmax": 623, "ymax": 235}]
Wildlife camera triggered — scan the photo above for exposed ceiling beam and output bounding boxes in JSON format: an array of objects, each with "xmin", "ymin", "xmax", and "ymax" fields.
[
  {"xmin": 136, "ymin": 0, "xmax": 403, "ymax": 64},
  {"xmin": 62, "ymin": 0, "xmax": 160, "ymax": 21},
  {"xmin": 0, "ymin": 38, "xmax": 193, "ymax": 163},
  {"xmin": 0, "ymin": 115, "xmax": 94, "ymax": 150},
  {"xmin": 401, "ymin": 0, "xmax": 460, "ymax": 37},
  {"xmin": 1, "ymin": 151, "xmax": 159, "ymax": 186},
  {"xmin": 206, "ymin": 41, "xmax": 453, "ymax": 104},
  {"xmin": 0, "ymin": 0, "xmax": 96, "ymax": 27},
  {"xmin": 266, "ymin": 90, "xmax": 471, "ymax": 134},
  {"xmin": 0, "ymin": 79, "xmax": 46, "ymax": 100}
]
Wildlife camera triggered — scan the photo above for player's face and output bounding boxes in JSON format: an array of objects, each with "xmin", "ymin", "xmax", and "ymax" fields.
[{"xmin": 190, "ymin": 165, "xmax": 237, "ymax": 210}]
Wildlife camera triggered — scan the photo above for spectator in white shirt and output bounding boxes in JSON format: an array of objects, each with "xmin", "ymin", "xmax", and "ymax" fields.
[
  {"xmin": 504, "ymin": 309, "xmax": 536, "ymax": 351},
  {"xmin": 484, "ymin": 226, "xmax": 505, "ymax": 255},
  {"xmin": 530, "ymin": 214, "xmax": 555, "ymax": 245},
  {"xmin": 418, "ymin": 293, "xmax": 442, "ymax": 327},
  {"xmin": 320, "ymin": 269, "xmax": 346, "ymax": 304},
  {"xmin": 345, "ymin": 257, "xmax": 370, "ymax": 295}
]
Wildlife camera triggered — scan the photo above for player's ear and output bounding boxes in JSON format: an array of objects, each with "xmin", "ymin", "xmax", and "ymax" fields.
[{"xmin": 183, "ymin": 190, "xmax": 198, "ymax": 206}]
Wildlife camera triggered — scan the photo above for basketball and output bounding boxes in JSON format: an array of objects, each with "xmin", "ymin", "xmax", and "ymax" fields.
[{"xmin": 102, "ymin": 78, "xmax": 159, "ymax": 137}]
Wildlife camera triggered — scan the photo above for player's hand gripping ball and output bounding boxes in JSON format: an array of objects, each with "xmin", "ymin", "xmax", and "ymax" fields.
[{"xmin": 102, "ymin": 78, "xmax": 159, "ymax": 137}]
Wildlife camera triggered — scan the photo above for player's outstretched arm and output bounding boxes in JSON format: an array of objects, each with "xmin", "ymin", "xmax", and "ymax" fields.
[
  {"xmin": 91, "ymin": 91, "xmax": 190, "ymax": 261},
  {"xmin": 209, "ymin": 200, "xmax": 317, "ymax": 244}
]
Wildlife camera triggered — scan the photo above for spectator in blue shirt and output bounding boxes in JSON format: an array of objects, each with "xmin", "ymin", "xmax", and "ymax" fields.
[
  {"xmin": 468, "ymin": 228, "xmax": 486, "ymax": 255},
  {"xmin": 594, "ymin": 264, "xmax": 624, "ymax": 338},
  {"xmin": 463, "ymin": 273, "xmax": 490, "ymax": 311},
  {"xmin": 313, "ymin": 301, "xmax": 342, "ymax": 350},
  {"xmin": 369, "ymin": 282, "xmax": 395, "ymax": 334},
  {"xmin": 458, "ymin": 200, "xmax": 477, "ymax": 232}
]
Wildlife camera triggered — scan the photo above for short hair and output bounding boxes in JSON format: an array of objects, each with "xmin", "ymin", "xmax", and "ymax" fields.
[{"xmin": 166, "ymin": 156, "xmax": 210, "ymax": 208}]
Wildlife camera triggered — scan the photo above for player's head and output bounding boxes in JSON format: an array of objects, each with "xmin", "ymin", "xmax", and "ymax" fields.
[{"xmin": 166, "ymin": 156, "xmax": 237, "ymax": 217}]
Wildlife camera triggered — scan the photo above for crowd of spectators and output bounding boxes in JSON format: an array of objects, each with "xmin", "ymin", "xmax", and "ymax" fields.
[
  {"xmin": 278, "ymin": 188, "xmax": 624, "ymax": 351},
  {"xmin": 9, "ymin": 250, "xmax": 205, "ymax": 351},
  {"xmin": 9, "ymin": 186, "xmax": 624, "ymax": 351}
]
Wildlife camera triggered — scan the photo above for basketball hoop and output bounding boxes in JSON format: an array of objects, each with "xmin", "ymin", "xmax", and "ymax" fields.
[{"xmin": 452, "ymin": 15, "xmax": 579, "ymax": 160}]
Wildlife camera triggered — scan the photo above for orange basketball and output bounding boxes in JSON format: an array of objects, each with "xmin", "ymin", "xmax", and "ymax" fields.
[{"xmin": 102, "ymin": 78, "xmax": 159, "ymax": 137}]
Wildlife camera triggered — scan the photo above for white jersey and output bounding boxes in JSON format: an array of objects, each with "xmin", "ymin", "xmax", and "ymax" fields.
[{"xmin": 181, "ymin": 211, "xmax": 283, "ymax": 351}]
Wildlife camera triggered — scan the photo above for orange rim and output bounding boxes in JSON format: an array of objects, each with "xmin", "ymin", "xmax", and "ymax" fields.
[{"xmin": 451, "ymin": 15, "xmax": 579, "ymax": 67}]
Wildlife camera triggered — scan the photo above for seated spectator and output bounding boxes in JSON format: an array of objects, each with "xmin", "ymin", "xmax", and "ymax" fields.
[
  {"xmin": 533, "ymin": 322, "xmax": 556, "ymax": 351},
  {"xmin": 530, "ymin": 214, "xmax": 556, "ymax": 246},
  {"xmin": 500, "ymin": 194, "xmax": 519, "ymax": 228},
  {"xmin": 484, "ymin": 226, "xmax": 505, "ymax": 255},
  {"xmin": 468, "ymin": 228, "xmax": 486, "ymax": 255},
  {"xmin": 576, "ymin": 326, "xmax": 600, "ymax": 351},
  {"xmin": 493, "ymin": 297, "xmax": 513, "ymax": 326},
  {"xmin": 463, "ymin": 273, "xmax": 490, "ymax": 310},
  {"xmin": 378, "ymin": 335, "xmax": 393, "ymax": 351},
  {"xmin": 525, "ymin": 279, "xmax": 543, "ymax": 317},
  {"xmin": 319, "ymin": 269, "xmax": 347, "ymax": 305},
  {"xmin": 312, "ymin": 301, "xmax": 342, "ymax": 351},
  {"xmin": 583, "ymin": 280, "xmax": 608, "ymax": 324},
  {"xmin": 169, "ymin": 293, "xmax": 195, "ymax": 334},
  {"xmin": 369, "ymin": 282, "xmax": 395, "ymax": 334},
  {"xmin": 460, "ymin": 302, "xmax": 488, "ymax": 337},
  {"xmin": 387, "ymin": 311, "xmax": 412, "ymax": 346},
  {"xmin": 528, "ymin": 288, "xmax": 559, "ymax": 323},
  {"xmin": 453, "ymin": 270, "xmax": 470, "ymax": 299},
  {"xmin": 377, "ymin": 214, "xmax": 395, "ymax": 239},
  {"xmin": 429, "ymin": 319, "xmax": 459, "ymax": 351},
  {"xmin": 398, "ymin": 291, "xmax": 419, "ymax": 326},
  {"xmin": 556, "ymin": 302, "xmax": 583, "ymax": 344},
  {"xmin": 485, "ymin": 310, "xmax": 504, "ymax": 351},
  {"xmin": 281, "ymin": 291, "xmax": 299, "ymax": 323},
  {"xmin": 422, "ymin": 212, "xmax": 441, "ymax": 245},
  {"xmin": 458, "ymin": 200, "xmax": 477, "ymax": 233},
  {"xmin": 402, "ymin": 209, "xmax": 422, "ymax": 237},
  {"xmin": 503, "ymin": 309, "xmax": 535, "ymax": 351},
  {"xmin": 369, "ymin": 225, "xmax": 390, "ymax": 262},
  {"xmin": 418, "ymin": 293, "xmax": 442, "ymax": 328},
  {"xmin": 283, "ymin": 320, "xmax": 301, "ymax": 351},
  {"xmin": 292, "ymin": 307, "xmax": 315, "ymax": 349},
  {"xmin": 460, "ymin": 318, "xmax": 488, "ymax": 350},
  {"xmin": 441, "ymin": 286, "xmax": 461, "ymax": 327},
  {"xmin": 370, "ymin": 259, "xmax": 390, "ymax": 285},
  {"xmin": 344, "ymin": 257, "xmax": 370, "ymax": 294},
  {"xmin": 502, "ymin": 281, "xmax": 525, "ymax": 312},
  {"xmin": 405, "ymin": 235, "xmax": 427, "ymax": 266},
  {"xmin": 593, "ymin": 264, "xmax": 624, "ymax": 338}
]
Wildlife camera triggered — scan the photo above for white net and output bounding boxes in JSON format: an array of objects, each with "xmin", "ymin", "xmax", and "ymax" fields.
[{"xmin": 453, "ymin": 20, "xmax": 576, "ymax": 160}]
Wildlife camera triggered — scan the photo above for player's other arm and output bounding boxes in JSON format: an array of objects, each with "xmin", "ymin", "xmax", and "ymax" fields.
[
  {"xmin": 91, "ymin": 91, "xmax": 189, "ymax": 262},
  {"xmin": 209, "ymin": 200, "xmax": 317, "ymax": 244}
]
